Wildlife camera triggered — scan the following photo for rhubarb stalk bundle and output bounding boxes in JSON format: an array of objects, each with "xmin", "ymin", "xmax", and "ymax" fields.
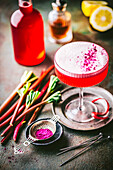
[{"xmin": 1, "ymin": 65, "xmax": 61, "ymax": 145}]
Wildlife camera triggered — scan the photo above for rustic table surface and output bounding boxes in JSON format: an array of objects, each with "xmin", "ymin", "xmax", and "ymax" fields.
[{"xmin": 0, "ymin": 0, "xmax": 113, "ymax": 170}]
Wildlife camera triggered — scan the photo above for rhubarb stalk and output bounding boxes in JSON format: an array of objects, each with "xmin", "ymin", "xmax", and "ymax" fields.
[
  {"xmin": 0, "ymin": 70, "xmax": 33, "ymax": 115},
  {"xmin": 10, "ymin": 82, "xmax": 31, "ymax": 126},
  {"xmin": 29, "ymin": 65, "xmax": 54, "ymax": 91},
  {"xmin": 0, "ymin": 104, "xmax": 25, "ymax": 129},
  {"xmin": 28, "ymin": 75, "xmax": 60, "ymax": 124},
  {"xmin": 1, "ymin": 100, "xmax": 19, "ymax": 123},
  {"xmin": 13, "ymin": 117, "xmax": 26, "ymax": 141},
  {"xmin": 12, "ymin": 70, "xmax": 47, "ymax": 141},
  {"xmin": 1, "ymin": 130, "xmax": 13, "ymax": 145},
  {"xmin": 24, "ymin": 90, "xmax": 61, "ymax": 117}
]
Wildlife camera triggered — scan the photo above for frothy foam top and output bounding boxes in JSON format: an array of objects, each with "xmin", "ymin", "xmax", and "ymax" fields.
[{"xmin": 55, "ymin": 42, "xmax": 108, "ymax": 74}]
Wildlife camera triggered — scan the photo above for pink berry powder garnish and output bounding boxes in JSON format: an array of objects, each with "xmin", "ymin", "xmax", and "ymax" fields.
[
  {"xmin": 76, "ymin": 44, "xmax": 103, "ymax": 72},
  {"xmin": 35, "ymin": 128, "xmax": 53, "ymax": 140}
]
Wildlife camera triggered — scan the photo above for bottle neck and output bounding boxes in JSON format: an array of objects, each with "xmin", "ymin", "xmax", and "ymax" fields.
[
  {"xmin": 19, "ymin": 0, "xmax": 33, "ymax": 14},
  {"xmin": 53, "ymin": 6, "xmax": 66, "ymax": 12},
  {"xmin": 52, "ymin": 1, "xmax": 67, "ymax": 12}
]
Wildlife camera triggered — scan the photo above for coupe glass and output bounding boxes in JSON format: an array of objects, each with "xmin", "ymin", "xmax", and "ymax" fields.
[{"xmin": 54, "ymin": 42, "xmax": 109, "ymax": 123}]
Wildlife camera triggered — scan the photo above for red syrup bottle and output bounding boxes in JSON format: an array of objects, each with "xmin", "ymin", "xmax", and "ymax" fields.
[{"xmin": 10, "ymin": 0, "xmax": 45, "ymax": 66}]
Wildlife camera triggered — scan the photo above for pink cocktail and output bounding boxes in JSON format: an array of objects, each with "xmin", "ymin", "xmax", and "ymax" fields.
[{"xmin": 54, "ymin": 42, "xmax": 109, "ymax": 122}]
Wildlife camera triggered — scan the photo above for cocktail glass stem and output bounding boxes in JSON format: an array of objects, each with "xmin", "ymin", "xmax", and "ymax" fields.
[{"xmin": 79, "ymin": 88, "xmax": 83, "ymax": 111}]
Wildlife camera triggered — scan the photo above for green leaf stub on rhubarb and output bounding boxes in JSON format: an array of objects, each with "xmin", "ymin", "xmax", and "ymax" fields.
[{"xmin": 26, "ymin": 90, "xmax": 40, "ymax": 109}]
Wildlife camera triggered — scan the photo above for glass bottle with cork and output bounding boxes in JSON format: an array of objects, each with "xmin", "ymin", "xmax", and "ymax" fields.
[
  {"xmin": 48, "ymin": 0, "xmax": 73, "ymax": 44},
  {"xmin": 10, "ymin": 0, "xmax": 45, "ymax": 66}
]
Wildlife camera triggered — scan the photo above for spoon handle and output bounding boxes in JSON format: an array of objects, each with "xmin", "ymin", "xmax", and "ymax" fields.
[
  {"xmin": 23, "ymin": 136, "xmax": 36, "ymax": 146},
  {"xmin": 51, "ymin": 115, "xmax": 60, "ymax": 123}
]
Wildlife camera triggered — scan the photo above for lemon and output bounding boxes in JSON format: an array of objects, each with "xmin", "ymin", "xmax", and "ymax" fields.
[
  {"xmin": 89, "ymin": 6, "xmax": 113, "ymax": 32},
  {"xmin": 81, "ymin": 1, "xmax": 108, "ymax": 17}
]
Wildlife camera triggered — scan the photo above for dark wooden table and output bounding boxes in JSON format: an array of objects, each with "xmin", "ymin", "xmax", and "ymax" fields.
[{"xmin": 0, "ymin": 0, "xmax": 113, "ymax": 170}]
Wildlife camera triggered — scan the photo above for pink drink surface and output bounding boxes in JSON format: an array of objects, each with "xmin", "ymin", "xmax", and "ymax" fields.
[{"xmin": 54, "ymin": 42, "xmax": 109, "ymax": 87}]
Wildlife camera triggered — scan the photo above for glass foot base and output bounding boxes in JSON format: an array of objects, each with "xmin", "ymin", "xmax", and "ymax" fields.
[{"xmin": 65, "ymin": 99, "xmax": 97, "ymax": 123}]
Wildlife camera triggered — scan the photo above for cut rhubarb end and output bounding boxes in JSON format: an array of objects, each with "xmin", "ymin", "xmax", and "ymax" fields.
[
  {"xmin": 91, "ymin": 112, "xmax": 109, "ymax": 120},
  {"xmin": 92, "ymin": 98, "xmax": 109, "ymax": 116}
]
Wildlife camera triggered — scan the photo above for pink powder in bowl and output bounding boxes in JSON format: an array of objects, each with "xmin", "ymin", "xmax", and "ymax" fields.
[{"xmin": 35, "ymin": 128, "xmax": 53, "ymax": 140}]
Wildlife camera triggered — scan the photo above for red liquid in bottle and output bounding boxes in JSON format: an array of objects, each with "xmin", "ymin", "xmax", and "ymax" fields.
[{"xmin": 11, "ymin": 1, "xmax": 45, "ymax": 66}]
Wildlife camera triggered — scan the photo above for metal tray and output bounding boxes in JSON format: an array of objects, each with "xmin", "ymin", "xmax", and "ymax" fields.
[{"xmin": 52, "ymin": 86, "xmax": 113, "ymax": 131}]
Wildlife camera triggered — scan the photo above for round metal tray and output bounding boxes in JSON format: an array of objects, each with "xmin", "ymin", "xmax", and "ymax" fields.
[{"xmin": 52, "ymin": 86, "xmax": 113, "ymax": 131}]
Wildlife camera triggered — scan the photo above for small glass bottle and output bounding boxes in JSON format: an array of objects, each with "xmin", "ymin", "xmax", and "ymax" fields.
[{"xmin": 48, "ymin": 0, "xmax": 73, "ymax": 44}]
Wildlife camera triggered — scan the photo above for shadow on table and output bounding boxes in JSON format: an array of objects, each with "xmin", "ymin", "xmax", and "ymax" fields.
[{"xmin": 31, "ymin": 132, "xmax": 70, "ymax": 155}]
